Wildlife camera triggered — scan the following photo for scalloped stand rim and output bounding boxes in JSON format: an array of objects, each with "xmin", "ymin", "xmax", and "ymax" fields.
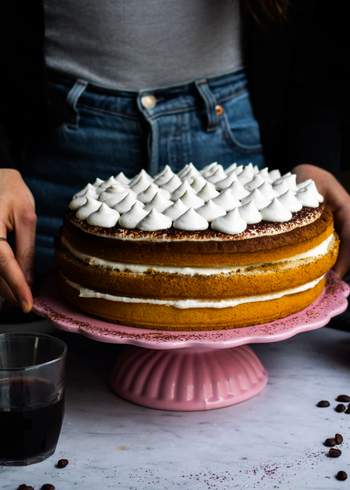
[{"xmin": 33, "ymin": 272, "xmax": 349, "ymax": 411}]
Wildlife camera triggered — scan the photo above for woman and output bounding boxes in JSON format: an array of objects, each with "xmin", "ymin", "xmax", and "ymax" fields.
[{"xmin": 0, "ymin": 0, "xmax": 349, "ymax": 312}]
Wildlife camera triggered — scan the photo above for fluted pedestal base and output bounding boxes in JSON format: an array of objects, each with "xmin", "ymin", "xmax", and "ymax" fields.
[{"xmin": 111, "ymin": 345, "xmax": 268, "ymax": 411}]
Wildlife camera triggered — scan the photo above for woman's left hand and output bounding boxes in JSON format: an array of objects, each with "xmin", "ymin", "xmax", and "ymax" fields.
[{"xmin": 293, "ymin": 163, "xmax": 350, "ymax": 278}]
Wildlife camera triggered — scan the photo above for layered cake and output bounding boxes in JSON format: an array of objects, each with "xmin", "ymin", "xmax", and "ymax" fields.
[{"xmin": 56, "ymin": 163, "xmax": 339, "ymax": 330}]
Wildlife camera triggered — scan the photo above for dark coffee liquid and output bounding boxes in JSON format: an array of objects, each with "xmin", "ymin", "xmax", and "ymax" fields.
[{"xmin": 0, "ymin": 378, "xmax": 64, "ymax": 462}]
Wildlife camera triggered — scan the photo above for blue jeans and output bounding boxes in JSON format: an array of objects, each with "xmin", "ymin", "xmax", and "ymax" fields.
[{"xmin": 22, "ymin": 69, "xmax": 264, "ymax": 274}]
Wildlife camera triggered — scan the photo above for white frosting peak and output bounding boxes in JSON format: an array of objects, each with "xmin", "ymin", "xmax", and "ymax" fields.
[
  {"xmin": 225, "ymin": 163, "xmax": 238, "ymax": 174},
  {"xmin": 173, "ymin": 208, "xmax": 209, "ymax": 231},
  {"xmin": 164, "ymin": 199, "xmax": 189, "ymax": 220},
  {"xmin": 197, "ymin": 200, "xmax": 226, "ymax": 221},
  {"xmin": 76, "ymin": 197, "xmax": 102, "ymax": 220},
  {"xmin": 296, "ymin": 184, "xmax": 321, "ymax": 208},
  {"xmin": 237, "ymin": 164, "xmax": 255, "ymax": 184},
  {"xmin": 206, "ymin": 166, "xmax": 227, "ymax": 184},
  {"xmin": 113, "ymin": 192, "xmax": 137, "ymax": 213},
  {"xmin": 241, "ymin": 188, "xmax": 271, "ymax": 210},
  {"xmin": 260, "ymin": 198, "xmax": 292, "ymax": 222},
  {"xmin": 154, "ymin": 165, "xmax": 174, "ymax": 186},
  {"xmin": 98, "ymin": 176, "xmax": 118, "ymax": 191},
  {"xmin": 115, "ymin": 172, "xmax": 130, "ymax": 186},
  {"xmin": 137, "ymin": 208, "xmax": 172, "ymax": 231},
  {"xmin": 227, "ymin": 180, "xmax": 250, "ymax": 200},
  {"xmin": 196, "ymin": 182, "xmax": 219, "ymax": 201},
  {"xmin": 238, "ymin": 201, "xmax": 262, "ymax": 224},
  {"xmin": 74, "ymin": 183, "xmax": 98, "ymax": 200},
  {"xmin": 179, "ymin": 189, "xmax": 205, "ymax": 209},
  {"xmin": 138, "ymin": 183, "xmax": 160, "ymax": 203},
  {"xmin": 99, "ymin": 188, "xmax": 128, "ymax": 207},
  {"xmin": 118, "ymin": 202, "xmax": 148, "ymax": 229},
  {"xmin": 144, "ymin": 192, "xmax": 172, "ymax": 212},
  {"xmin": 160, "ymin": 174, "xmax": 182, "ymax": 193},
  {"xmin": 87, "ymin": 203, "xmax": 120, "ymax": 228},
  {"xmin": 171, "ymin": 180, "xmax": 193, "ymax": 201},
  {"xmin": 191, "ymin": 174, "xmax": 207, "ymax": 193},
  {"xmin": 212, "ymin": 207, "xmax": 247, "ymax": 235},
  {"xmin": 245, "ymin": 174, "xmax": 265, "ymax": 192},
  {"xmin": 278, "ymin": 190, "xmax": 303, "ymax": 212},
  {"xmin": 215, "ymin": 173, "xmax": 239, "ymax": 191},
  {"xmin": 69, "ymin": 195, "xmax": 87, "ymax": 211},
  {"xmin": 269, "ymin": 169, "xmax": 281, "ymax": 182},
  {"xmin": 130, "ymin": 170, "xmax": 153, "ymax": 193},
  {"xmin": 212, "ymin": 188, "xmax": 241, "ymax": 211}
]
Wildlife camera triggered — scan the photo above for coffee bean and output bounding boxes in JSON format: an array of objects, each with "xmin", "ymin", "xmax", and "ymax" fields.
[
  {"xmin": 316, "ymin": 400, "xmax": 330, "ymax": 407},
  {"xmin": 328, "ymin": 448, "xmax": 342, "ymax": 458},
  {"xmin": 335, "ymin": 433, "xmax": 344, "ymax": 445},
  {"xmin": 336, "ymin": 395, "xmax": 350, "ymax": 403},
  {"xmin": 41, "ymin": 484, "xmax": 55, "ymax": 490},
  {"xmin": 56, "ymin": 458, "xmax": 69, "ymax": 468},
  {"xmin": 324, "ymin": 438, "xmax": 337, "ymax": 447},
  {"xmin": 335, "ymin": 404, "xmax": 346, "ymax": 413},
  {"xmin": 345, "ymin": 405, "xmax": 350, "ymax": 414},
  {"xmin": 336, "ymin": 471, "xmax": 348, "ymax": 481}
]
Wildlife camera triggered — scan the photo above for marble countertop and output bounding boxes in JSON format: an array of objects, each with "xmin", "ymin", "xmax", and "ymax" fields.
[{"xmin": 1, "ymin": 319, "xmax": 350, "ymax": 490}]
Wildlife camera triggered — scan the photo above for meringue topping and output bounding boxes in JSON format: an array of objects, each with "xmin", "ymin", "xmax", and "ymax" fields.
[
  {"xmin": 113, "ymin": 192, "xmax": 138, "ymax": 213},
  {"xmin": 211, "ymin": 207, "xmax": 247, "ymax": 234},
  {"xmin": 260, "ymin": 198, "xmax": 292, "ymax": 222},
  {"xmin": 238, "ymin": 201, "xmax": 262, "ymax": 224},
  {"xmin": 164, "ymin": 199, "xmax": 189, "ymax": 220},
  {"xmin": 87, "ymin": 203, "xmax": 120, "ymax": 228},
  {"xmin": 160, "ymin": 174, "xmax": 182, "ymax": 193},
  {"xmin": 212, "ymin": 188, "xmax": 241, "ymax": 211},
  {"xmin": 197, "ymin": 200, "xmax": 226, "ymax": 221},
  {"xmin": 144, "ymin": 192, "xmax": 172, "ymax": 212},
  {"xmin": 196, "ymin": 182, "xmax": 219, "ymax": 201},
  {"xmin": 118, "ymin": 201, "xmax": 148, "ymax": 229},
  {"xmin": 278, "ymin": 190, "xmax": 302, "ymax": 212},
  {"xmin": 179, "ymin": 188, "xmax": 205, "ymax": 209},
  {"xmin": 137, "ymin": 208, "xmax": 172, "ymax": 231},
  {"xmin": 76, "ymin": 197, "xmax": 102, "ymax": 220},
  {"xmin": 227, "ymin": 180, "xmax": 250, "ymax": 200},
  {"xmin": 154, "ymin": 165, "xmax": 174, "ymax": 186},
  {"xmin": 138, "ymin": 183, "xmax": 160, "ymax": 203},
  {"xmin": 241, "ymin": 188, "xmax": 271, "ymax": 210},
  {"xmin": 70, "ymin": 163, "xmax": 324, "ymax": 233},
  {"xmin": 115, "ymin": 172, "xmax": 130, "ymax": 186},
  {"xmin": 173, "ymin": 208, "xmax": 209, "ymax": 231},
  {"xmin": 69, "ymin": 195, "xmax": 87, "ymax": 211},
  {"xmin": 171, "ymin": 180, "xmax": 193, "ymax": 201}
]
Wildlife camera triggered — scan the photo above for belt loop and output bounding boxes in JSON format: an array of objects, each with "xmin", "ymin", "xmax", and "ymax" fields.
[
  {"xmin": 195, "ymin": 79, "xmax": 219, "ymax": 132},
  {"xmin": 65, "ymin": 79, "xmax": 88, "ymax": 128}
]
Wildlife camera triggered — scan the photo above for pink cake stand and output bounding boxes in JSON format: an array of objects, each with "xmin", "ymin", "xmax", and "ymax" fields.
[{"xmin": 33, "ymin": 272, "xmax": 349, "ymax": 411}]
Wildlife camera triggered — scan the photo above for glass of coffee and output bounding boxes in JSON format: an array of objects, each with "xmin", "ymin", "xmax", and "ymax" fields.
[{"xmin": 0, "ymin": 332, "xmax": 66, "ymax": 466}]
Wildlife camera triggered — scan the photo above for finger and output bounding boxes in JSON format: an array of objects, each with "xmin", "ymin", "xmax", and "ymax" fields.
[
  {"xmin": 0, "ymin": 238, "xmax": 33, "ymax": 312},
  {"xmin": 14, "ymin": 208, "xmax": 37, "ymax": 285},
  {"xmin": 0, "ymin": 276, "xmax": 17, "ymax": 304}
]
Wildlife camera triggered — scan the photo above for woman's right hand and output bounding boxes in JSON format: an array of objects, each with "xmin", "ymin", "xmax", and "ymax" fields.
[{"xmin": 0, "ymin": 169, "xmax": 36, "ymax": 312}]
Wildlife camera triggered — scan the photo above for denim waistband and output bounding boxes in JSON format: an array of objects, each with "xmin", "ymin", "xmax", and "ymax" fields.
[
  {"xmin": 47, "ymin": 67, "xmax": 249, "ymax": 131},
  {"xmin": 47, "ymin": 67, "xmax": 247, "ymax": 99}
]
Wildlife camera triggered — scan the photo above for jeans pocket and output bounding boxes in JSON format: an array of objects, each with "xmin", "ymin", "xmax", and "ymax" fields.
[{"xmin": 221, "ymin": 90, "xmax": 262, "ymax": 153}]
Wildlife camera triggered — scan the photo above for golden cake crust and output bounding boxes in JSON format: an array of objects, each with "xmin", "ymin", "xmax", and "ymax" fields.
[
  {"xmin": 58, "ymin": 274, "xmax": 326, "ymax": 331},
  {"xmin": 61, "ymin": 205, "xmax": 332, "ymax": 267}
]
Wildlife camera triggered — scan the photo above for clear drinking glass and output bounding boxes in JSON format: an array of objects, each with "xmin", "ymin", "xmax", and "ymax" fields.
[{"xmin": 0, "ymin": 332, "xmax": 67, "ymax": 465}]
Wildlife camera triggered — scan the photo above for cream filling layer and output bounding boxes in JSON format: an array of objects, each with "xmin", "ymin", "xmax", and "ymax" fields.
[
  {"xmin": 63, "ymin": 274, "xmax": 325, "ymax": 309},
  {"xmin": 61, "ymin": 233, "xmax": 334, "ymax": 277}
]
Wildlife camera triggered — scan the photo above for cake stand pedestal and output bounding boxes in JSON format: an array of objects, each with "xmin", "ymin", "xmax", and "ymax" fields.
[{"xmin": 33, "ymin": 272, "xmax": 349, "ymax": 411}]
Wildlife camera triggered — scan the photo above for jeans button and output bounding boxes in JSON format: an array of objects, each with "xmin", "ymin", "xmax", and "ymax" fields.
[
  {"xmin": 215, "ymin": 104, "xmax": 224, "ymax": 116},
  {"xmin": 141, "ymin": 95, "xmax": 157, "ymax": 109}
]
